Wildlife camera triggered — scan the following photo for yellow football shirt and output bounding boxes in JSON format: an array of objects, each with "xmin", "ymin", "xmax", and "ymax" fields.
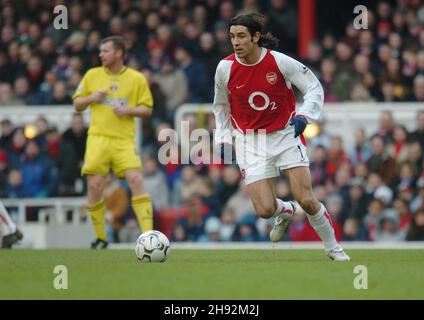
[{"xmin": 72, "ymin": 66, "xmax": 153, "ymax": 141}]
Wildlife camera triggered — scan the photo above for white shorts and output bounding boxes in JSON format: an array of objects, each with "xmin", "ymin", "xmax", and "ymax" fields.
[{"xmin": 234, "ymin": 126, "xmax": 309, "ymax": 185}]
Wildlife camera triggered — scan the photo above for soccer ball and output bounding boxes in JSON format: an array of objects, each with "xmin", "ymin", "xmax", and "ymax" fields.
[{"xmin": 134, "ymin": 230, "xmax": 171, "ymax": 263}]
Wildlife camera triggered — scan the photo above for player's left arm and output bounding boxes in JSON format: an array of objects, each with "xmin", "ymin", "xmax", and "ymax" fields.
[
  {"xmin": 271, "ymin": 51, "xmax": 324, "ymax": 122},
  {"xmin": 113, "ymin": 105, "xmax": 153, "ymax": 118},
  {"xmin": 113, "ymin": 73, "xmax": 154, "ymax": 118}
]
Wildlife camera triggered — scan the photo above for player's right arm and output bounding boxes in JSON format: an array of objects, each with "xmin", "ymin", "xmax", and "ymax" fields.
[
  {"xmin": 212, "ymin": 60, "xmax": 233, "ymax": 146},
  {"xmin": 72, "ymin": 69, "xmax": 107, "ymax": 112},
  {"xmin": 73, "ymin": 90, "xmax": 107, "ymax": 111}
]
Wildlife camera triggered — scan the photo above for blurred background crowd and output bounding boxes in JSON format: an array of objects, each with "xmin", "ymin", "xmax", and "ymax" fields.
[{"xmin": 0, "ymin": 0, "xmax": 424, "ymax": 243}]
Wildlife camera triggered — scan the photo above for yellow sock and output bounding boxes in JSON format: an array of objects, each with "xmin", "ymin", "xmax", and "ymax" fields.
[
  {"xmin": 132, "ymin": 194, "xmax": 153, "ymax": 232},
  {"xmin": 87, "ymin": 199, "xmax": 106, "ymax": 241}
]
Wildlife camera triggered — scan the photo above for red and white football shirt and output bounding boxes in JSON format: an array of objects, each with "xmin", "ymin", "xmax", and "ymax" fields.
[{"xmin": 213, "ymin": 48, "xmax": 324, "ymax": 145}]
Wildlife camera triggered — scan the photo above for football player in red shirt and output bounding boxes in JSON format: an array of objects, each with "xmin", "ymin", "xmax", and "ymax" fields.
[{"xmin": 213, "ymin": 13, "xmax": 349, "ymax": 261}]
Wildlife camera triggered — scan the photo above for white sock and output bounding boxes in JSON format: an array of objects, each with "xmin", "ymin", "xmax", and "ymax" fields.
[
  {"xmin": 273, "ymin": 199, "xmax": 295, "ymax": 217},
  {"xmin": 0, "ymin": 201, "xmax": 17, "ymax": 234},
  {"xmin": 306, "ymin": 203, "xmax": 339, "ymax": 251}
]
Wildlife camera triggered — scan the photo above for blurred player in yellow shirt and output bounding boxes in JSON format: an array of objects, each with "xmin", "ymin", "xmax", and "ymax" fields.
[{"xmin": 73, "ymin": 36, "xmax": 154, "ymax": 248}]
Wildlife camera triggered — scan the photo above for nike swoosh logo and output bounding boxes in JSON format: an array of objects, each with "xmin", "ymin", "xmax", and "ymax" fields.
[{"xmin": 236, "ymin": 85, "xmax": 244, "ymax": 89}]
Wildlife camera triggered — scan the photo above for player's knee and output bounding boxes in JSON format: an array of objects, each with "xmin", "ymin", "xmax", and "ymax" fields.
[
  {"xmin": 298, "ymin": 197, "xmax": 319, "ymax": 213},
  {"xmin": 255, "ymin": 203, "xmax": 276, "ymax": 218},
  {"xmin": 127, "ymin": 172, "xmax": 142, "ymax": 189},
  {"xmin": 87, "ymin": 178, "xmax": 105, "ymax": 200}
]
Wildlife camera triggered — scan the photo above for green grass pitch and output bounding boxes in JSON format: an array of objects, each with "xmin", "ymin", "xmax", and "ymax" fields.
[{"xmin": 1, "ymin": 249, "xmax": 423, "ymax": 299}]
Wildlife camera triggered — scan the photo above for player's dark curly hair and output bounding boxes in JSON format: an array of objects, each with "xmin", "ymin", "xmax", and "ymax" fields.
[{"xmin": 229, "ymin": 13, "xmax": 280, "ymax": 49}]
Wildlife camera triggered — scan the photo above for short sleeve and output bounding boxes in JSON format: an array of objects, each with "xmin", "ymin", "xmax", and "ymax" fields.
[
  {"xmin": 136, "ymin": 74, "xmax": 153, "ymax": 108},
  {"xmin": 72, "ymin": 71, "xmax": 92, "ymax": 100}
]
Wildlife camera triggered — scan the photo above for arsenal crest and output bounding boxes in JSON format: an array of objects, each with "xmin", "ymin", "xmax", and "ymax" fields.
[{"xmin": 266, "ymin": 72, "xmax": 277, "ymax": 85}]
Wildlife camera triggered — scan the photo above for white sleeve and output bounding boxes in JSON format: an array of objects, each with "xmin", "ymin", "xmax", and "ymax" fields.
[
  {"xmin": 271, "ymin": 51, "xmax": 324, "ymax": 122},
  {"xmin": 213, "ymin": 60, "xmax": 233, "ymax": 145}
]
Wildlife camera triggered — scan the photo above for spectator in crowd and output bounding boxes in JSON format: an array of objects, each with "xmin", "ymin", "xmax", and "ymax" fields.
[
  {"xmin": 350, "ymin": 83, "xmax": 374, "ymax": 101},
  {"xmin": 375, "ymin": 211, "xmax": 404, "ymax": 241},
  {"xmin": 143, "ymin": 153, "xmax": 170, "ymax": 210},
  {"xmin": 374, "ymin": 184, "xmax": 394, "ymax": 208},
  {"xmin": 6, "ymin": 128, "xmax": 27, "ymax": 168},
  {"xmin": 219, "ymin": 208, "xmax": 237, "ymax": 241},
  {"xmin": 197, "ymin": 177, "xmax": 221, "ymax": 217},
  {"xmin": 410, "ymin": 110, "xmax": 424, "ymax": 150},
  {"xmin": 333, "ymin": 168, "xmax": 352, "ymax": 206},
  {"xmin": 341, "ymin": 178, "xmax": 370, "ymax": 224},
  {"xmin": 19, "ymin": 139, "xmax": 58, "ymax": 198},
  {"xmin": 50, "ymin": 81, "xmax": 72, "ymax": 105},
  {"xmin": 33, "ymin": 116, "xmax": 49, "ymax": 148},
  {"xmin": 197, "ymin": 32, "xmax": 221, "ymax": 100},
  {"xmin": 171, "ymin": 165, "xmax": 204, "ymax": 206},
  {"xmin": 38, "ymin": 36, "xmax": 56, "ymax": 70},
  {"xmin": 366, "ymin": 134, "xmax": 397, "ymax": 187},
  {"xmin": 364, "ymin": 198, "xmax": 386, "ymax": 241},
  {"xmin": 0, "ymin": 82, "xmax": 21, "ymax": 106},
  {"xmin": 177, "ymin": 194, "xmax": 211, "ymax": 241},
  {"xmin": 326, "ymin": 136, "xmax": 351, "ymax": 183},
  {"xmin": 343, "ymin": 217, "xmax": 368, "ymax": 241},
  {"xmin": 387, "ymin": 125, "xmax": 410, "ymax": 166},
  {"xmin": 141, "ymin": 68, "xmax": 167, "ymax": 125},
  {"xmin": 319, "ymin": 58, "xmax": 339, "ymax": 102},
  {"xmin": 62, "ymin": 113, "xmax": 87, "ymax": 169},
  {"xmin": 45, "ymin": 127, "xmax": 80, "ymax": 196},
  {"xmin": 0, "ymin": 119, "xmax": 14, "ymax": 150},
  {"xmin": 309, "ymin": 145, "xmax": 328, "ymax": 186},
  {"xmin": 403, "ymin": 141, "xmax": 423, "ymax": 176},
  {"xmin": 377, "ymin": 110, "xmax": 396, "ymax": 144},
  {"xmin": 0, "ymin": 50, "xmax": 13, "ymax": 83},
  {"xmin": 231, "ymin": 214, "xmax": 261, "ymax": 241},
  {"xmin": 406, "ymin": 208, "xmax": 424, "ymax": 241},
  {"xmin": 393, "ymin": 197, "xmax": 413, "ymax": 237},
  {"xmin": 4, "ymin": 169, "xmax": 27, "ymax": 198},
  {"xmin": 309, "ymin": 118, "xmax": 331, "ymax": 150},
  {"xmin": 378, "ymin": 81, "xmax": 402, "ymax": 102},
  {"xmin": 349, "ymin": 128, "xmax": 372, "ymax": 168},
  {"xmin": 155, "ymin": 57, "xmax": 189, "ymax": 122},
  {"xmin": 266, "ymin": 0, "xmax": 297, "ymax": 55},
  {"xmin": 213, "ymin": 21, "xmax": 233, "ymax": 57},
  {"xmin": 198, "ymin": 216, "xmax": 222, "ymax": 242},
  {"xmin": 171, "ymin": 222, "xmax": 188, "ymax": 242},
  {"xmin": 396, "ymin": 162, "xmax": 416, "ymax": 198},
  {"xmin": 224, "ymin": 181, "xmax": 256, "ymax": 222},
  {"xmin": 215, "ymin": 165, "xmax": 241, "ymax": 208},
  {"xmin": 25, "ymin": 55, "xmax": 44, "ymax": 93},
  {"xmin": 31, "ymin": 70, "xmax": 58, "ymax": 105},
  {"xmin": 303, "ymin": 40, "xmax": 322, "ymax": 75},
  {"xmin": 13, "ymin": 77, "xmax": 31, "ymax": 105},
  {"xmin": 410, "ymin": 174, "xmax": 424, "ymax": 213},
  {"xmin": 174, "ymin": 45, "xmax": 209, "ymax": 103}
]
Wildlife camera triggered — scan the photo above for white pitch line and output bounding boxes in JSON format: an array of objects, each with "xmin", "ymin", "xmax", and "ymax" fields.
[{"xmin": 111, "ymin": 241, "xmax": 424, "ymax": 250}]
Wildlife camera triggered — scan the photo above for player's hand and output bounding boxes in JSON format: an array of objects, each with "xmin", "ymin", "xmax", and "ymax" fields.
[
  {"xmin": 91, "ymin": 89, "xmax": 107, "ymax": 102},
  {"xmin": 113, "ymin": 105, "xmax": 128, "ymax": 117},
  {"xmin": 289, "ymin": 115, "xmax": 308, "ymax": 138}
]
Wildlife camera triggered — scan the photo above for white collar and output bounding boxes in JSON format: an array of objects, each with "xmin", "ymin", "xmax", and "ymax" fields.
[{"xmin": 235, "ymin": 47, "xmax": 267, "ymax": 66}]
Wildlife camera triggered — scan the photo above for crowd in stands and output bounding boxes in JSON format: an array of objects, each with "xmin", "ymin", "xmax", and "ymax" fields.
[
  {"xmin": 1, "ymin": 0, "xmax": 424, "ymax": 242},
  {"xmin": 0, "ymin": 0, "xmax": 423, "ymax": 109}
]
